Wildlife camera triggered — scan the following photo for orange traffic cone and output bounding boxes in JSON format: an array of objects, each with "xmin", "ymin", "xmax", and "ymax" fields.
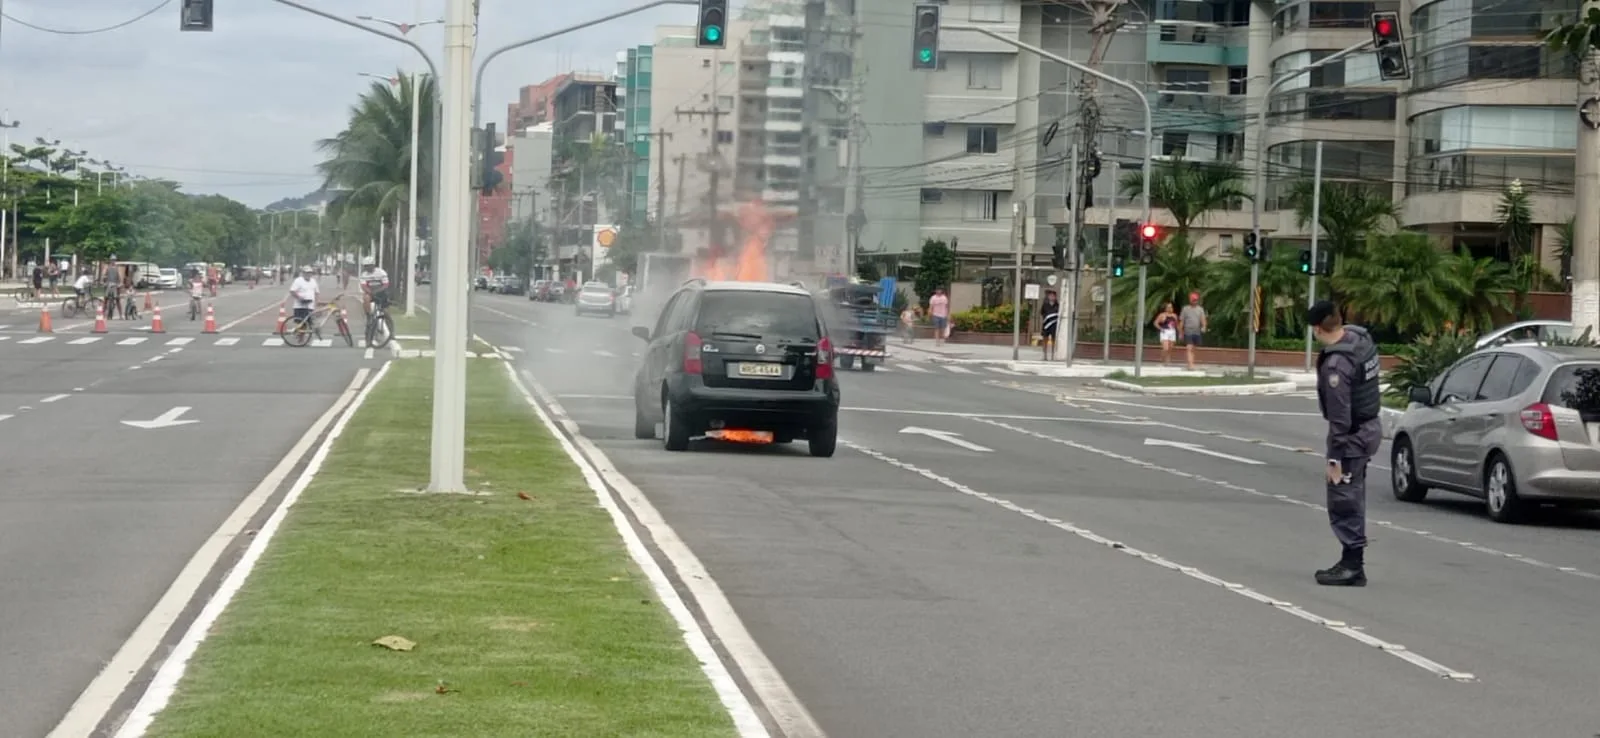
[
  {"xmin": 150, "ymin": 305, "xmax": 165, "ymax": 334},
  {"xmin": 37, "ymin": 306, "xmax": 51, "ymax": 333},
  {"xmin": 143, "ymin": 291, "xmax": 154, "ymax": 310},
  {"xmin": 274, "ymin": 305, "xmax": 287, "ymax": 333},
  {"xmin": 203, "ymin": 303, "xmax": 218, "ymax": 334},
  {"xmin": 92, "ymin": 305, "xmax": 108, "ymax": 333}
]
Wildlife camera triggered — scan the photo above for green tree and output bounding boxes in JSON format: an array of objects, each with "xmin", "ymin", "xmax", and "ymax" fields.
[
  {"xmin": 913, "ymin": 238, "xmax": 955, "ymax": 307},
  {"xmin": 32, "ymin": 188, "xmax": 134, "ymax": 261},
  {"xmin": 1113, "ymin": 233, "xmax": 1213, "ymax": 325},
  {"xmin": 1445, "ymin": 249, "xmax": 1515, "ymax": 333},
  {"xmin": 1117, "ymin": 156, "xmax": 1250, "ymax": 240},
  {"xmin": 1555, "ymin": 215, "xmax": 1576, "ymax": 285},
  {"xmin": 1208, "ymin": 246, "xmax": 1307, "ymax": 338},
  {"xmin": 1334, "ymin": 232, "xmax": 1463, "ymax": 333},
  {"xmin": 1286, "ymin": 180, "xmax": 1397, "ymax": 259}
]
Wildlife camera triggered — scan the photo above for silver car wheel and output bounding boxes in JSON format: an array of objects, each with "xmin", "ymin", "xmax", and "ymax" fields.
[
  {"xmin": 1486, "ymin": 461, "xmax": 1509, "ymax": 513},
  {"xmin": 1394, "ymin": 447, "xmax": 1412, "ymax": 494}
]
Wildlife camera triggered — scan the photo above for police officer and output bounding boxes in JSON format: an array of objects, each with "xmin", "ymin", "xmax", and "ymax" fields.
[{"xmin": 1309, "ymin": 300, "xmax": 1383, "ymax": 586}]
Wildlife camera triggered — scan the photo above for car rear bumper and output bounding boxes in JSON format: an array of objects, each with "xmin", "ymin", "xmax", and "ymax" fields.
[
  {"xmin": 671, "ymin": 382, "xmax": 838, "ymax": 429},
  {"xmin": 1522, "ymin": 469, "xmax": 1600, "ymax": 501},
  {"xmin": 576, "ymin": 303, "xmax": 614, "ymax": 312}
]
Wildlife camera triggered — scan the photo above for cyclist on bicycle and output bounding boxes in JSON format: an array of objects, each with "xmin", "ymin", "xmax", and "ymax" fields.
[
  {"xmin": 360, "ymin": 259, "xmax": 390, "ymax": 313},
  {"xmin": 288, "ymin": 266, "xmax": 319, "ymax": 324},
  {"xmin": 72, "ymin": 269, "xmax": 93, "ymax": 304}
]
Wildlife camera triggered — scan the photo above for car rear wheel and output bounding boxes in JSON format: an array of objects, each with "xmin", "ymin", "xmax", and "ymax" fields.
[
  {"xmin": 633, "ymin": 400, "xmax": 656, "ymax": 439},
  {"xmin": 1390, "ymin": 437, "xmax": 1429, "ymax": 502},
  {"xmin": 663, "ymin": 397, "xmax": 691, "ymax": 451},
  {"xmin": 807, "ymin": 420, "xmax": 837, "ymax": 458},
  {"xmin": 1484, "ymin": 454, "xmax": 1528, "ymax": 524}
]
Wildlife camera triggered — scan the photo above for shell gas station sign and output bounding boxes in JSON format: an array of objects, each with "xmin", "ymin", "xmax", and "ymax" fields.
[{"xmin": 593, "ymin": 226, "xmax": 618, "ymax": 250}]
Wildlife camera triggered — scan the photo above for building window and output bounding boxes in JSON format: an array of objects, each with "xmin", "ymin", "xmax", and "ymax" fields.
[
  {"xmin": 1161, "ymin": 131, "xmax": 1190, "ymax": 156},
  {"xmin": 1216, "ymin": 133, "xmax": 1242, "ymax": 161},
  {"xmin": 702, "ymin": 58, "xmax": 711, "ymax": 68},
  {"xmin": 750, "ymin": 30, "xmax": 770, "ymax": 44},
  {"xmin": 1217, "ymin": 234, "xmax": 1235, "ymax": 254},
  {"xmin": 717, "ymin": 95, "xmax": 734, "ymax": 109},
  {"xmin": 1159, "ymin": 68, "xmax": 1211, "ymax": 110},
  {"xmin": 964, "ymin": 191, "xmax": 1001, "ymax": 221},
  {"xmin": 1227, "ymin": 66, "xmax": 1247, "ymax": 95},
  {"xmin": 719, "ymin": 61, "xmax": 735, "ymax": 75},
  {"xmin": 921, "ymin": 188, "xmax": 944, "ymax": 204},
  {"xmin": 969, "ymin": 0, "xmax": 1005, "ymax": 22},
  {"xmin": 638, "ymin": 56, "xmax": 653, "ymax": 73},
  {"xmin": 1408, "ymin": 106, "xmax": 1573, "ymax": 157},
  {"xmin": 716, "ymin": 130, "xmax": 734, "ymax": 144},
  {"xmin": 967, "ymin": 56, "xmax": 1004, "ymax": 90},
  {"xmin": 924, "ymin": 122, "xmax": 946, "ymax": 136},
  {"xmin": 966, "ymin": 125, "xmax": 999, "ymax": 154},
  {"xmin": 1272, "ymin": 0, "xmax": 1401, "ymax": 39}
]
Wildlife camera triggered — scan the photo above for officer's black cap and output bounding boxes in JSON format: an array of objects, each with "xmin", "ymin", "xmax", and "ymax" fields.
[{"xmin": 1306, "ymin": 300, "xmax": 1339, "ymax": 327}]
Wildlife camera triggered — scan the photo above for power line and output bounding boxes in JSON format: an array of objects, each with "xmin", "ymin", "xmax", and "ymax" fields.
[{"xmin": 2, "ymin": 0, "xmax": 172, "ymax": 35}]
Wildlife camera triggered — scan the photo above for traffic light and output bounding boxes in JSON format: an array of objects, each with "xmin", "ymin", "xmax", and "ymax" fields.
[
  {"xmin": 1243, "ymin": 231, "xmax": 1259, "ymax": 261},
  {"xmin": 1298, "ymin": 249, "xmax": 1313, "ymax": 274},
  {"xmin": 1137, "ymin": 223, "xmax": 1158, "ymax": 263},
  {"xmin": 180, "ymin": 0, "xmax": 213, "ymax": 31},
  {"xmin": 697, "ymin": 0, "xmax": 727, "ymax": 49},
  {"xmin": 912, "ymin": 4, "xmax": 941, "ymax": 70},
  {"xmin": 1315, "ymin": 251, "xmax": 1334, "ymax": 276},
  {"xmin": 1051, "ymin": 245, "xmax": 1067, "ymax": 270},
  {"xmin": 1111, "ymin": 256, "xmax": 1125, "ymax": 278},
  {"xmin": 481, "ymin": 123, "xmax": 504, "ymax": 192},
  {"xmin": 1371, "ymin": 12, "xmax": 1409, "ymax": 81}
]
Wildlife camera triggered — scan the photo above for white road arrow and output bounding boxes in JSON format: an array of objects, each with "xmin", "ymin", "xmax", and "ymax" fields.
[
  {"xmin": 900, "ymin": 426, "xmax": 993, "ymax": 452},
  {"xmin": 1144, "ymin": 438, "xmax": 1263, "ymax": 465},
  {"xmin": 122, "ymin": 406, "xmax": 199, "ymax": 430}
]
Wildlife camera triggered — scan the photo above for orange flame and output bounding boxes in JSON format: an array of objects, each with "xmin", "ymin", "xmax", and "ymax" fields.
[
  {"xmin": 707, "ymin": 429, "xmax": 774, "ymax": 444},
  {"xmin": 695, "ymin": 198, "xmax": 779, "ymax": 282}
]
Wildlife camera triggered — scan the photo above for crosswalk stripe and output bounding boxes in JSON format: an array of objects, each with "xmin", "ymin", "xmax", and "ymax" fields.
[
  {"xmin": 215, "ymin": 337, "xmax": 239, "ymax": 346},
  {"xmin": 500, "ymin": 346, "xmax": 524, "ymax": 353},
  {"xmin": 311, "ymin": 338, "xmax": 332, "ymax": 348},
  {"xmin": 987, "ymin": 367, "xmax": 1022, "ymax": 375},
  {"xmin": 19, "ymin": 336, "xmax": 53, "ymax": 344},
  {"xmin": 262, "ymin": 337, "xmax": 285, "ymax": 347},
  {"xmin": 0, "ymin": 335, "xmax": 10, "ymax": 342},
  {"xmin": 545, "ymin": 347, "xmax": 566, "ymax": 354},
  {"xmin": 167, "ymin": 337, "xmax": 194, "ymax": 346},
  {"xmin": 594, "ymin": 349, "xmax": 616, "ymax": 357},
  {"xmin": 69, "ymin": 337, "xmax": 102, "ymax": 345},
  {"xmin": 944, "ymin": 365, "xmax": 976, "ymax": 374},
  {"xmin": 895, "ymin": 363, "xmax": 931, "ymax": 373}
]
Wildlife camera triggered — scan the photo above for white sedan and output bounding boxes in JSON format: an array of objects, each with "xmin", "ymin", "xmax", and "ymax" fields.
[{"xmin": 157, "ymin": 268, "xmax": 182, "ymax": 289}]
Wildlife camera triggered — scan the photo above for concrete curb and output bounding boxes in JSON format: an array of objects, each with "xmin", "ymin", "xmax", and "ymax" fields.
[
  {"xmin": 1100, "ymin": 378, "xmax": 1300, "ymax": 396},
  {"xmin": 1011, "ymin": 363, "xmax": 1206, "ymax": 379}
]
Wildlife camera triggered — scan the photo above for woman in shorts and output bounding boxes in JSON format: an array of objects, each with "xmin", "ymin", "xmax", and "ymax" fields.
[{"xmin": 1154, "ymin": 301, "xmax": 1179, "ymax": 365}]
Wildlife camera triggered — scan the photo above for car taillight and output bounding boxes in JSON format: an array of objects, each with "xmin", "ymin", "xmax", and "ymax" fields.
[
  {"xmin": 684, "ymin": 332, "xmax": 704, "ymax": 375},
  {"xmin": 815, "ymin": 337, "xmax": 834, "ymax": 379},
  {"xmin": 1521, "ymin": 403, "xmax": 1559, "ymax": 441}
]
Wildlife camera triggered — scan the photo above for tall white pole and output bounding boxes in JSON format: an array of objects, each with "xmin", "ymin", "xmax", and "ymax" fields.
[
  {"xmin": 406, "ymin": 70, "xmax": 423, "ymax": 317},
  {"xmin": 1101, "ymin": 161, "xmax": 1118, "ymax": 362},
  {"xmin": 1011, "ymin": 201, "xmax": 1026, "ymax": 361},
  {"xmin": 1304, "ymin": 141, "xmax": 1324, "ymax": 370},
  {"xmin": 430, "ymin": 0, "xmax": 474, "ymax": 493},
  {"xmin": 1060, "ymin": 143, "xmax": 1079, "ymax": 362},
  {"xmin": 1573, "ymin": 0, "xmax": 1600, "ymax": 338}
]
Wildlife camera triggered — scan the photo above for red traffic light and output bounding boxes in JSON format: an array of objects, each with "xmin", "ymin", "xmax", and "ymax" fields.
[
  {"xmin": 1140, "ymin": 224, "xmax": 1158, "ymax": 240},
  {"xmin": 1374, "ymin": 18, "xmax": 1393, "ymax": 36}
]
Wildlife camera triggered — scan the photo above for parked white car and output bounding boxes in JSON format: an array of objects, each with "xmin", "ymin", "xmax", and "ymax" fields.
[{"xmin": 156, "ymin": 268, "xmax": 182, "ymax": 290}]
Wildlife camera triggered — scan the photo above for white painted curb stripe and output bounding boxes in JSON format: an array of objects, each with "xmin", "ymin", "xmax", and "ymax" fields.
[{"xmin": 511, "ymin": 365, "xmax": 824, "ymax": 738}]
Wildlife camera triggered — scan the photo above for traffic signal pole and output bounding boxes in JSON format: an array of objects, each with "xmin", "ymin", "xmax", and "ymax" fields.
[
  {"xmin": 1303, "ymin": 141, "xmax": 1324, "ymax": 371},
  {"xmin": 1247, "ymin": 37, "xmax": 1370, "ymax": 379},
  {"xmin": 1102, "ymin": 161, "xmax": 1118, "ymax": 362}
]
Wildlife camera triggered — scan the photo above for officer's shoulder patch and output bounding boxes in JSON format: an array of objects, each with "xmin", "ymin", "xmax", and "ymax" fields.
[{"xmin": 1327, "ymin": 374, "xmax": 1340, "ymax": 388}]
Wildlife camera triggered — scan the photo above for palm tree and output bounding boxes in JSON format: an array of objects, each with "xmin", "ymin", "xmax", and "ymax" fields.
[
  {"xmin": 1446, "ymin": 250, "xmax": 1515, "ymax": 333},
  {"xmin": 549, "ymin": 132, "xmax": 628, "ymax": 221},
  {"xmin": 1556, "ymin": 216, "xmax": 1575, "ymax": 287},
  {"xmin": 316, "ymin": 72, "xmax": 436, "ymax": 273},
  {"xmin": 1113, "ymin": 234, "xmax": 1213, "ymax": 325},
  {"xmin": 1209, "ymin": 247, "xmax": 1307, "ymax": 339},
  {"xmin": 1286, "ymin": 180, "xmax": 1397, "ymax": 259},
  {"xmin": 1117, "ymin": 156, "xmax": 1250, "ymax": 240},
  {"xmin": 1334, "ymin": 231, "xmax": 1463, "ymax": 334}
]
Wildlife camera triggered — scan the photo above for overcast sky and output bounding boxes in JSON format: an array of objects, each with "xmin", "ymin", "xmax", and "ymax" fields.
[{"xmin": 0, "ymin": 0, "xmax": 700, "ymax": 208}]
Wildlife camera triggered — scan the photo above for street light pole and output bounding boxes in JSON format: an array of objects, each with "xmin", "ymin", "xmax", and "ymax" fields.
[
  {"xmin": 940, "ymin": 24, "xmax": 1152, "ymax": 373},
  {"xmin": 1247, "ymin": 37, "xmax": 1370, "ymax": 378}
]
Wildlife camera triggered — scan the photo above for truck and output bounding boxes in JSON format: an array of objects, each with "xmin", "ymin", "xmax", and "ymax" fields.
[
  {"xmin": 817, "ymin": 280, "xmax": 897, "ymax": 371},
  {"xmin": 633, "ymin": 252, "xmax": 694, "ymax": 325}
]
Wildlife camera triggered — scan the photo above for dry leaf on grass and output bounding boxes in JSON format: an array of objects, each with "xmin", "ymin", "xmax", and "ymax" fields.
[
  {"xmin": 517, "ymin": 492, "xmax": 531, "ymax": 500},
  {"xmin": 371, "ymin": 635, "xmax": 416, "ymax": 651}
]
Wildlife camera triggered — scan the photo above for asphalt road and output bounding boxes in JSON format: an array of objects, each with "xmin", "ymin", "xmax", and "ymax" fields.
[
  {"xmin": 0, "ymin": 277, "xmax": 380, "ymax": 737},
  {"xmin": 469, "ymin": 291, "xmax": 1600, "ymax": 738}
]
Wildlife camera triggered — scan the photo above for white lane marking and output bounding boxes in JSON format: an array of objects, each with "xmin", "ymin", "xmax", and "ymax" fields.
[
  {"xmin": 943, "ymin": 365, "xmax": 976, "ymax": 374},
  {"xmin": 500, "ymin": 346, "xmax": 524, "ymax": 353},
  {"xmin": 557, "ymin": 394, "xmax": 633, "ymax": 400},
  {"xmin": 216, "ymin": 298, "xmax": 287, "ymax": 333},
  {"xmin": 594, "ymin": 349, "xmax": 616, "ymax": 358},
  {"xmin": 117, "ymin": 337, "xmax": 147, "ymax": 346},
  {"xmin": 1074, "ymin": 397, "xmax": 1319, "ymax": 417},
  {"xmin": 976, "ymin": 418, "xmax": 1600, "ymax": 585},
  {"xmin": 895, "ymin": 363, "xmax": 931, "ymax": 373},
  {"xmin": 40, "ymin": 394, "xmax": 69, "ymax": 403},
  {"xmin": 846, "ymin": 406, "xmax": 1155, "ymax": 425},
  {"xmin": 166, "ymin": 337, "xmax": 194, "ymax": 346},
  {"xmin": 514, "ymin": 366, "xmax": 811, "ymax": 738},
  {"xmin": 900, "ymin": 426, "xmax": 993, "ymax": 452},
  {"xmin": 364, "ymin": 347, "xmax": 375, "ymax": 360},
  {"xmin": 214, "ymin": 337, "xmax": 239, "ymax": 346},
  {"xmin": 55, "ymin": 367, "xmax": 381, "ymax": 738},
  {"xmin": 473, "ymin": 303, "xmax": 534, "ymax": 325},
  {"xmin": 310, "ymin": 338, "xmax": 332, "ymax": 348},
  {"xmin": 0, "ymin": 335, "xmax": 11, "ymax": 341},
  {"xmin": 545, "ymin": 347, "xmax": 567, "ymax": 354},
  {"xmin": 841, "ymin": 438, "xmax": 1477, "ymax": 683},
  {"xmin": 261, "ymin": 338, "xmax": 285, "ymax": 347},
  {"xmin": 1144, "ymin": 437, "xmax": 1264, "ymax": 465},
  {"xmin": 144, "ymin": 356, "xmax": 165, "ymax": 365},
  {"xmin": 68, "ymin": 337, "xmax": 102, "ymax": 345},
  {"xmin": 986, "ymin": 367, "xmax": 1022, "ymax": 375},
  {"xmin": 0, "ymin": 414, "xmax": 12, "ymax": 422},
  {"xmin": 20, "ymin": 336, "xmax": 53, "ymax": 344}
]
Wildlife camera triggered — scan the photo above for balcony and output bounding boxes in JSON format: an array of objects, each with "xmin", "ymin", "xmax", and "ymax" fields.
[
  {"xmin": 1151, "ymin": 91, "xmax": 1237, "ymax": 133},
  {"xmin": 1146, "ymin": 22, "xmax": 1249, "ymax": 67}
]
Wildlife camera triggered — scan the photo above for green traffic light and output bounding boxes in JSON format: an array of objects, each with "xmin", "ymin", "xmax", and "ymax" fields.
[
  {"xmin": 918, "ymin": 48, "xmax": 933, "ymax": 63},
  {"xmin": 704, "ymin": 25, "xmax": 722, "ymax": 42}
]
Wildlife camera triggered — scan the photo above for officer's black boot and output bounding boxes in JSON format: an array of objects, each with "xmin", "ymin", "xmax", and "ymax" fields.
[{"xmin": 1314, "ymin": 547, "xmax": 1366, "ymax": 587}]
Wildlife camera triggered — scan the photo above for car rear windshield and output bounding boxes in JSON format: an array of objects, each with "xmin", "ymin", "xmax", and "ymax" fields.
[
  {"xmin": 582, "ymin": 285, "xmax": 610, "ymax": 293},
  {"xmin": 1541, "ymin": 363, "xmax": 1600, "ymax": 409},
  {"xmin": 696, "ymin": 291, "xmax": 820, "ymax": 340}
]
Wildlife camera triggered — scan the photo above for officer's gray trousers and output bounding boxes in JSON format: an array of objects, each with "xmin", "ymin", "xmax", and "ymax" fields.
[{"xmin": 1327, "ymin": 456, "xmax": 1369, "ymax": 549}]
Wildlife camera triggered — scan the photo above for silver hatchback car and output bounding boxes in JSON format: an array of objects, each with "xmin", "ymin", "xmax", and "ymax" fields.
[{"xmin": 1391, "ymin": 345, "xmax": 1600, "ymax": 523}]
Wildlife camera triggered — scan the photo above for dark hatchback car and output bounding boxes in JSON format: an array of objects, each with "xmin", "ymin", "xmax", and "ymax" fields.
[{"xmin": 631, "ymin": 279, "xmax": 840, "ymax": 457}]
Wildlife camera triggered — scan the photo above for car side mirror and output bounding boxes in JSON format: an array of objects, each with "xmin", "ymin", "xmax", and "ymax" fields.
[
  {"xmin": 632, "ymin": 326, "xmax": 651, "ymax": 341},
  {"xmin": 1407, "ymin": 385, "xmax": 1433, "ymax": 406}
]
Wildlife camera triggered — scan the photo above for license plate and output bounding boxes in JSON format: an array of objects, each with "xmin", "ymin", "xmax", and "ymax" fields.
[{"xmin": 736, "ymin": 362, "xmax": 784, "ymax": 377}]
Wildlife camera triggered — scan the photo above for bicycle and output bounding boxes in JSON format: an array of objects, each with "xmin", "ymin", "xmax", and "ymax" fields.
[
  {"xmin": 60, "ymin": 292, "xmax": 103, "ymax": 320},
  {"xmin": 364, "ymin": 293, "xmax": 394, "ymax": 349},
  {"xmin": 189, "ymin": 293, "xmax": 203, "ymax": 321},
  {"xmin": 281, "ymin": 295, "xmax": 353, "ymax": 348}
]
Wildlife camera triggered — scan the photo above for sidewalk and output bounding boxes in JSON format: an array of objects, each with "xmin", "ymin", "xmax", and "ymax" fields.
[{"xmin": 890, "ymin": 340, "xmax": 1317, "ymax": 386}]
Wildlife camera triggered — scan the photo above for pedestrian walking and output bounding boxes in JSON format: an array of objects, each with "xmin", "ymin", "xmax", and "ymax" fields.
[
  {"xmin": 1179, "ymin": 292, "xmax": 1207, "ymax": 370},
  {"xmin": 929, "ymin": 288, "xmax": 951, "ymax": 346},
  {"xmin": 1309, "ymin": 300, "xmax": 1383, "ymax": 587},
  {"xmin": 1040, "ymin": 290, "xmax": 1060, "ymax": 360},
  {"xmin": 1154, "ymin": 301, "xmax": 1178, "ymax": 365}
]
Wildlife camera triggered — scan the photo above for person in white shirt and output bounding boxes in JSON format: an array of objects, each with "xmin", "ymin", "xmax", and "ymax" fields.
[
  {"xmin": 288, "ymin": 267, "xmax": 320, "ymax": 325},
  {"xmin": 72, "ymin": 270, "xmax": 93, "ymax": 296},
  {"xmin": 360, "ymin": 260, "xmax": 391, "ymax": 313}
]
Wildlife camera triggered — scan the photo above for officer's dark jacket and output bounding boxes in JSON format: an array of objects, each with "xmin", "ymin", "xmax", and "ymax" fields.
[{"xmin": 1317, "ymin": 325, "xmax": 1383, "ymax": 459}]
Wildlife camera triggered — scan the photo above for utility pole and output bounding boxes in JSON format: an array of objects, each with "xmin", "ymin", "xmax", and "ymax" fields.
[
  {"xmin": 1011, "ymin": 200, "xmax": 1027, "ymax": 361},
  {"xmin": 676, "ymin": 102, "xmax": 728, "ymax": 260},
  {"xmin": 842, "ymin": 53, "xmax": 867, "ymax": 279},
  {"xmin": 428, "ymin": 0, "xmax": 475, "ymax": 494},
  {"xmin": 1101, "ymin": 161, "xmax": 1118, "ymax": 361},
  {"xmin": 672, "ymin": 153, "xmax": 690, "ymax": 221},
  {"xmin": 636, "ymin": 128, "xmax": 673, "ymax": 253},
  {"xmin": 1574, "ymin": 0, "xmax": 1600, "ymax": 338},
  {"xmin": 1059, "ymin": 143, "xmax": 1080, "ymax": 363}
]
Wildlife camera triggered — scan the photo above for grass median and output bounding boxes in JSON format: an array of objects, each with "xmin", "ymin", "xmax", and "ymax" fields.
[
  {"xmin": 386, "ymin": 311, "xmax": 495, "ymax": 354},
  {"xmin": 1106, "ymin": 370, "xmax": 1282, "ymax": 387},
  {"xmin": 144, "ymin": 359, "xmax": 737, "ymax": 738}
]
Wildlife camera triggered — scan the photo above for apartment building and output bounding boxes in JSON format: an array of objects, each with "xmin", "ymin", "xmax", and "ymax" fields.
[
  {"xmin": 507, "ymin": 74, "xmax": 570, "ymax": 134},
  {"xmin": 508, "ymin": 123, "xmax": 554, "ymax": 225},
  {"xmin": 619, "ymin": 45, "xmax": 654, "ymax": 227}
]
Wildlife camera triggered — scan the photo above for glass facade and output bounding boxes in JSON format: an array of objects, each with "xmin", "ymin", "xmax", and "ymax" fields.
[
  {"xmin": 1269, "ymin": 51, "xmax": 1396, "ymax": 121},
  {"xmin": 622, "ymin": 45, "xmax": 653, "ymax": 226},
  {"xmin": 1410, "ymin": 0, "xmax": 1578, "ymax": 89},
  {"xmin": 1272, "ymin": 0, "xmax": 1400, "ymax": 37},
  {"xmin": 1405, "ymin": 105, "xmax": 1576, "ymax": 194}
]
